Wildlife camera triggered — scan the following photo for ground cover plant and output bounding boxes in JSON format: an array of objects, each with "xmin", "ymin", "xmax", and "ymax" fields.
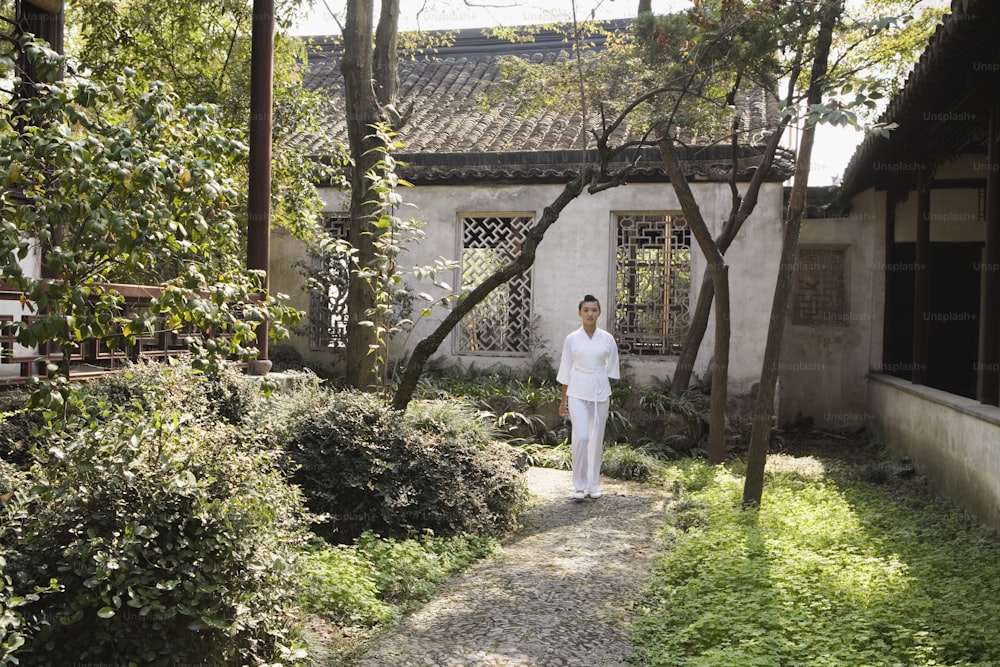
[
  {"xmin": 295, "ymin": 530, "xmax": 499, "ymax": 664},
  {"xmin": 630, "ymin": 441, "xmax": 1000, "ymax": 666}
]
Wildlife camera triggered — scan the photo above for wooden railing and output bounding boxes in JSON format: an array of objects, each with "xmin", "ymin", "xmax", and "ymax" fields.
[{"xmin": 0, "ymin": 282, "xmax": 199, "ymax": 385}]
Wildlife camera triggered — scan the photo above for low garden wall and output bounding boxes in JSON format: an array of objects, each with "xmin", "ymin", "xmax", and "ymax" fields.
[{"xmin": 868, "ymin": 373, "xmax": 1000, "ymax": 533}]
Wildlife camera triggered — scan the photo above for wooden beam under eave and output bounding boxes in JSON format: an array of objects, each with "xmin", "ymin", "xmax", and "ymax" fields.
[
  {"xmin": 978, "ymin": 99, "xmax": 1000, "ymax": 406},
  {"xmin": 881, "ymin": 190, "xmax": 896, "ymax": 372},
  {"xmin": 912, "ymin": 170, "xmax": 931, "ymax": 386},
  {"xmin": 25, "ymin": 0, "xmax": 62, "ymax": 14}
]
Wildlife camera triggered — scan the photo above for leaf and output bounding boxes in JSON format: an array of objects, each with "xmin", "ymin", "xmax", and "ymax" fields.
[{"xmin": 97, "ymin": 606, "xmax": 115, "ymax": 619}]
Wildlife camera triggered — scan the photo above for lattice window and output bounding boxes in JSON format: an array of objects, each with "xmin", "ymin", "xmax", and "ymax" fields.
[
  {"xmin": 309, "ymin": 213, "xmax": 351, "ymax": 350},
  {"xmin": 791, "ymin": 246, "xmax": 848, "ymax": 326},
  {"xmin": 614, "ymin": 213, "xmax": 692, "ymax": 356},
  {"xmin": 456, "ymin": 215, "xmax": 534, "ymax": 354}
]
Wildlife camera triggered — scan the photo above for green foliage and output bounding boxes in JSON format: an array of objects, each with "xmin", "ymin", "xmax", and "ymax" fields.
[
  {"xmin": 631, "ymin": 457, "xmax": 1000, "ymax": 666},
  {"xmin": 414, "ymin": 362, "xmax": 718, "ymax": 470},
  {"xmin": 296, "ymin": 529, "xmax": 497, "ymax": 664},
  {"xmin": 405, "ymin": 398, "xmax": 500, "ymax": 446},
  {"xmin": 67, "ymin": 0, "xmax": 339, "ymax": 238},
  {"xmin": 0, "ymin": 390, "xmax": 41, "ymax": 470},
  {"xmin": 414, "ymin": 361, "xmax": 567, "ymax": 446},
  {"xmin": 297, "ymin": 543, "xmax": 396, "ymax": 628},
  {"xmin": 0, "ymin": 458, "xmax": 59, "ymax": 665},
  {"xmin": 635, "ymin": 386, "xmax": 709, "ymax": 452},
  {"xmin": 601, "ymin": 444, "xmax": 666, "ymax": 482},
  {"xmin": 0, "ymin": 42, "xmax": 301, "ymax": 408},
  {"xmin": 282, "ymin": 390, "xmax": 529, "ymax": 543},
  {"xmin": 516, "ymin": 441, "xmax": 572, "ymax": 470},
  {"xmin": 353, "ymin": 531, "xmax": 498, "ymax": 605},
  {"xmin": 833, "ymin": 0, "xmax": 948, "ymax": 116},
  {"xmin": 2, "ymin": 364, "xmax": 311, "ymax": 666}
]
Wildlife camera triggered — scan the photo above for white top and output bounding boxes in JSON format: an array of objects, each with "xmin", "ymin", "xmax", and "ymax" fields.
[{"xmin": 557, "ymin": 327, "xmax": 621, "ymax": 402}]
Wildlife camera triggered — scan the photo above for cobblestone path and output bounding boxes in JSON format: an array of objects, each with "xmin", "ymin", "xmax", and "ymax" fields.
[{"xmin": 348, "ymin": 467, "xmax": 668, "ymax": 667}]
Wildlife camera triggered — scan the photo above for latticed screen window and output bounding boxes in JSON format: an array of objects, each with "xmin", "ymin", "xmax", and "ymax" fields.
[
  {"xmin": 309, "ymin": 213, "xmax": 350, "ymax": 350},
  {"xmin": 614, "ymin": 213, "xmax": 692, "ymax": 355},
  {"xmin": 791, "ymin": 246, "xmax": 848, "ymax": 326},
  {"xmin": 456, "ymin": 214, "xmax": 533, "ymax": 354}
]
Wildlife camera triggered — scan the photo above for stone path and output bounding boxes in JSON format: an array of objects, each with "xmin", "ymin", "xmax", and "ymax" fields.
[{"xmin": 348, "ymin": 467, "xmax": 668, "ymax": 667}]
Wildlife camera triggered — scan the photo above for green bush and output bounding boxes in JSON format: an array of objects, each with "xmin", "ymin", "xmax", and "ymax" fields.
[
  {"xmin": 283, "ymin": 391, "xmax": 528, "ymax": 543},
  {"xmin": 80, "ymin": 359, "xmax": 271, "ymax": 428},
  {"xmin": 5, "ymin": 367, "xmax": 311, "ymax": 666},
  {"xmin": 0, "ymin": 389, "xmax": 42, "ymax": 471},
  {"xmin": 1, "ymin": 459, "xmax": 57, "ymax": 665}
]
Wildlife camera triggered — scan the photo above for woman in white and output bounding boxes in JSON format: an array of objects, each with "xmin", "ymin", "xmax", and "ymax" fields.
[{"xmin": 557, "ymin": 294, "xmax": 621, "ymax": 500}]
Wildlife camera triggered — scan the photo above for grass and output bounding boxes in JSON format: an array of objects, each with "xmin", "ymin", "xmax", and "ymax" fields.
[{"xmin": 630, "ymin": 446, "xmax": 1000, "ymax": 667}]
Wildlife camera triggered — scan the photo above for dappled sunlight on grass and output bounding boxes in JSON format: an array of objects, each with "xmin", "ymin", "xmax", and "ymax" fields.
[
  {"xmin": 631, "ymin": 453, "xmax": 1000, "ymax": 666},
  {"xmin": 766, "ymin": 452, "xmax": 827, "ymax": 478}
]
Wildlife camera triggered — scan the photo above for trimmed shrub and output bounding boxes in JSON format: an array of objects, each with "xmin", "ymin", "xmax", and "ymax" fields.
[
  {"xmin": 5, "ymin": 366, "xmax": 311, "ymax": 666},
  {"xmin": 283, "ymin": 391, "xmax": 528, "ymax": 543},
  {"xmin": 79, "ymin": 358, "xmax": 271, "ymax": 428}
]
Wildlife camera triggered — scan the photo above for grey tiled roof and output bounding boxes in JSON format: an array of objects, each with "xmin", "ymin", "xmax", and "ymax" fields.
[
  {"xmin": 296, "ymin": 23, "xmax": 789, "ymax": 183},
  {"xmin": 840, "ymin": 0, "xmax": 1000, "ymax": 197}
]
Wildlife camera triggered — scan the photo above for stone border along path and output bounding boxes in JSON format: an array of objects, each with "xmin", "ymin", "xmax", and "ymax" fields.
[{"xmin": 348, "ymin": 467, "xmax": 668, "ymax": 667}]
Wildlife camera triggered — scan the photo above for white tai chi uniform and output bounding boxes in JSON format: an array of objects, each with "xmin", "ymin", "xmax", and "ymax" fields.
[{"xmin": 557, "ymin": 326, "xmax": 620, "ymax": 495}]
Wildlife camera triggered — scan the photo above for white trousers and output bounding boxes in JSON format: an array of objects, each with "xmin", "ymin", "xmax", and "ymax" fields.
[{"xmin": 567, "ymin": 397, "xmax": 610, "ymax": 494}]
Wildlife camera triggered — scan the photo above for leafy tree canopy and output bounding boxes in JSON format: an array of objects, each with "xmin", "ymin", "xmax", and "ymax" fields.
[
  {"xmin": 0, "ymin": 39, "xmax": 300, "ymax": 411},
  {"xmin": 482, "ymin": 0, "xmax": 945, "ymax": 148},
  {"xmin": 61, "ymin": 0, "xmax": 345, "ymax": 243}
]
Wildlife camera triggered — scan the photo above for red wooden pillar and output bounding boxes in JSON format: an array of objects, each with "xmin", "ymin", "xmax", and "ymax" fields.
[
  {"xmin": 979, "ymin": 101, "xmax": 1000, "ymax": 405},
  {"xmin": 247, "ymin": 0, "xmax": 274, "ymax": 370},
  {"xmin": 912, "ymin": 171, "xmax": 931, "ymax": 385}
]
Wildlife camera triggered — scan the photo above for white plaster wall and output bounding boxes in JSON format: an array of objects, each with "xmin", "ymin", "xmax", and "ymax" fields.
[
  {"xmin": 781, "ymin": 189, "xmax": 883, "ymax": 429},
  {"xmin": 893, "ymin": 154, "xmax": 987, "ymax": 243},
  {"xmin": 869, "ymin": 374, "xmax": 1000, "ymax": 533},
  {"xmin": 894, "ymin": 189, "xmax": 984, "ymax": 243},
  {"xmin": 269, "ymin": 179, "xmax": 785, "ymax": 390},
  {"xmin": 0, "ymin": 240, "xmax": 42, "ymax": 380},
  {"xmin": 269, "ymin": 227, "xmax": 344, "ymax": 371}
]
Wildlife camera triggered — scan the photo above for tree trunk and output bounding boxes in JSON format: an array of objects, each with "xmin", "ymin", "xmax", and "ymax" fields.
[
  {"xmin": 658, "ymin": 139, "xmax": 728, "ymax": 463},
  {"xmin": 392, "ymin": 166, "xmax": 602, "ymax": 410},
  {"xmin": 341, "ymin": 0, "xmax": 398, "ymax": 391},
  {"xmin": 669, "ymin": 124, "xmax": 790, "ymax": 395},
  {"xmin": 743, "ymin": 0, "xmax": 843, "ymax": 506},
  {"xmin": 373, "ymin": 0, "xmax": 399, "ymax": 106}
]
